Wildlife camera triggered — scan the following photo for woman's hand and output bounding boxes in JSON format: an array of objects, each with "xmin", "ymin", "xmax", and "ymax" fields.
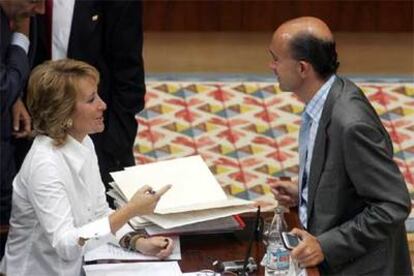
[
  {"xmin": 135, "ymin": 236, "xmax": 174, "ymax": 259},
  {"xmin": 127, "ymin": 184, "xmax": 172, "ymax": 217}
]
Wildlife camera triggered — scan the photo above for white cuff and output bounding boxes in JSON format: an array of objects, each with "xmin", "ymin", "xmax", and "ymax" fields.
[
  {"xmin": 11, "ymin": 32, "xmax": 30, "ymax": 54},
  {"xmin": 78, "ymin": 217, "xmax": 111, "ymax": 240}
]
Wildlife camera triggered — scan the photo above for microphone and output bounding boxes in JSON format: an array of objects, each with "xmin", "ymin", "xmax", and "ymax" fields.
[{"xmin": 212, "ymin": 206, "xmax": 260, "ymax": 275}]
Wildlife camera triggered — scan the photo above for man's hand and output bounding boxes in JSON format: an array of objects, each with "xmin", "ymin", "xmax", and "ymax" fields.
[
  {"xmin": 290, "ymin": 228, "xmax": 324, "ymax": 268},
  {"xmin": 269, "ymin": 178, "xmax": 299, "ymax": 207},
  {"xmin": 12, "ymin": 98, "xmax": 32, "ymax": 138},
  {"xmin": 9, "ymin": 17, "xmax": 30, "ymax": 37}
]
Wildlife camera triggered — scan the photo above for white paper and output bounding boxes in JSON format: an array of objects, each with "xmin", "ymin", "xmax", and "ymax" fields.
[
  {"xmin": 83, "ymin": 262, "xmax": 182, "ymax": 276},
  {"xmin": 110, "ymin": 155, "xmax": 230, "ymax": 214},
  {"xmin": 84, "ymin": 236, "xmax": 181, "ymax": 262},
  {"xmin": 144, "ymin": 204, "xmax": 255, "ymax": 229},
  {"xmin": 145, "ymin": 215, "xmax": 242, "ymax": 236}
]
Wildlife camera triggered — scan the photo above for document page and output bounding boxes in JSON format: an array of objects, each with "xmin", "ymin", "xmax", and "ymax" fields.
[
  {"xmin": 84, "ymin": 262, "xmax": 182, "ymax": 276},
  {"xmin": 111, "ymin": 155, "xmax": 232, "ymax": 214},
  {"xmin": 144, "ymin": 204, "xmax": 254, "ymax": 229},
  {"xmin": 84, "ymin": 236, "xmax": 181, "ymax": 261}
]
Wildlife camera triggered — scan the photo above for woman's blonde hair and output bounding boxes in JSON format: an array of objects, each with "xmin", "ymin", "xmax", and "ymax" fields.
[{"xmin": 27, "ymin": 59, "xmax": 100, "ymax": 146}]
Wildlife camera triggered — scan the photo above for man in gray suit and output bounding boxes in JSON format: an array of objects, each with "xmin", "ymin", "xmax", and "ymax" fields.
[{"xmin": 270, "ymin": 17, "xmax": 412, "ymax": 275}]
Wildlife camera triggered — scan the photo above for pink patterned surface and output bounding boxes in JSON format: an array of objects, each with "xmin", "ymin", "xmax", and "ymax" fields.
[{"xmin": 134, "ymin": 81, "xmax": 414, "ymax": 207}]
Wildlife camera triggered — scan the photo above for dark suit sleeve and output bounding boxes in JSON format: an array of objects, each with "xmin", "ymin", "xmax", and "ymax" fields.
[
  {"xmin": 103, "ymin": 0, "xmax": 145, "ymax": 153},
  {"xmin": 0, "ymin": 44, "xmax": 30, "ymax": 112},
  {"xmin": 318, "ymin": 121, "xmax": 411, "ymax": 267}
]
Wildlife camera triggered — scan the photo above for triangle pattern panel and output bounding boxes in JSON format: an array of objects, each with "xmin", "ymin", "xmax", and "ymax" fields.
[{"xmin": 134, "ymin": 81, "xmax": 414, "ymax": 212}]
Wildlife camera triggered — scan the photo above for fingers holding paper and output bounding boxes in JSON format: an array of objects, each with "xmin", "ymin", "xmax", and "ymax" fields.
[
  {"xmin": 128, "ymin": 184, "xmax": 172, "ymax": 216},
  {"xmin": 269, "ymin": 179, "xmax": 298, "ymax": 208},
  {"xmin": 135, "ymin": 236, "xmax": 174, "ymax": 259}
]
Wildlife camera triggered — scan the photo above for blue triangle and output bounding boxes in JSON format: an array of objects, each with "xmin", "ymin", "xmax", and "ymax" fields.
[
  {"xmin": 140, "ymin": 109, "xmax": 161, "ymax": 119},
  {"xmin": 252, "ymin": 90, "xmax": 274, "ymax": 99},
  {"xmin": 182, "ymin": 127, "xmax": 204, "ymax": 137},
  {"xmin": 380, "ymin": 112, "xmax": 402, "ymax": 121},
  {"xmin": 263, "ymin": 128, "xmax": 285, "ymax": 138},
  {"xmin": 174, "ymin": 89, "xmax": 195, "ymax": 98},
  {"xmin": 395, "ymin": 150, "xmax": 414, "ymax": 160},
  {"xmin": 234, "ymin": 190, "xmax": 261, "ymax": 201}
]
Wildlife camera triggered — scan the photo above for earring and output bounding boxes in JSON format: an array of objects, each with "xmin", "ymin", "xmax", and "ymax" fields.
[{"xmin": 64, "ymin": 118, "xmax": 73, "ymax": 129}]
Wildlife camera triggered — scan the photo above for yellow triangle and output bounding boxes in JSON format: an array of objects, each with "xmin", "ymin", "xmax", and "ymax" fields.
[
  {"xmin": 215, "ymin": 165, "xmax": 232, "ymax": 174},
  {"xmin": 175, "ymin": 123, "xmax": 190, "ymax": 132},
  {"xmin": 239, "ymin": 105, "xmax": 252, "ymax": 113},
  {"xmin": 402, "ymin": 107, "xmax": 414, "ymax": 116},
  {"xmin": 229, "ymin": 184, "xmax": 245, "ymax": 194},
  {"xmin": 166, "ymin": 83, "xmax": 180, "ymax": 94},
  {"xmin": 195, "ymin": 84, "xmax": 210, "ymax": 93},
  {"xmin": 275, "ymin": 85, "xmax": 282, "ymax": 94},
  {"xmin": 244, "ymin": 84, "xmax": 260, "ymax": 94},
  {"xmin": 372, "ymin": 105, "xmax": 386, "ymax": 115},
  {"xmin": 286, "ymin": 124, "xmax": 300, "ymax": 133},
  {"xmin": 292, "ymin": 105, "xmax": 304, "ymax": 113},
  {"xmin": 205, "ymin": 123, "xmax": 218, "ymax": 132},
  {"xmin": 263, "ymin": 185, "xmax": 272, "ymax": 194},
  {"xmin": 210, "ymin": 105, "xmax": 224, "ymax": 113},
  {"xmin": 169, "ymin": 145, "xmax": 184, "ymax": 154},
  {"xmin": 161, "ymin": 105, "xmax": 175, "ymax": 113},
  {"xmin": 136, "ymin": 144, "xmax": 152, "ymax": 154},
  {"xmin": 405, "ymin": 86, "xmax": 414, "ymax": 96},
  {"xmin": 251, "ymin": 145, "xmax": 264, "ymax": 154},
  {"xmin": 267, "ymin": 165, "xmax": 280, "ymax": 175},
  {"xmin": 221, "ymin": 145, "xmax": 234, "ymax": 155},
  {"xmin": 256, "ymin": 124, "xmax": 269, "ymax": 133}
]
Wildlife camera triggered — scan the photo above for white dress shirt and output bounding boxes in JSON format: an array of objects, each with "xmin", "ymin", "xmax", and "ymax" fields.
[
  {"xmin": 51, "ymin": 0, "xmax": 75, "ymax": 59},
  {"xmin": 0, "ymin": 135, "xmax": 121, "ymax": 276}
]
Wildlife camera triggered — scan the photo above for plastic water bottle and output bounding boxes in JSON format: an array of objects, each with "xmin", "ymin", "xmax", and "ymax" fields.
[{"xmin": 265, "ymin": 207, "xmax": 290, "ymax": 275}]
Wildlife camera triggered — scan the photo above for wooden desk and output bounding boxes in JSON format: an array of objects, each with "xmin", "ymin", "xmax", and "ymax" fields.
[{"xmin": 179, "ymin": 210, "xmax": 319, "ymax": 275}]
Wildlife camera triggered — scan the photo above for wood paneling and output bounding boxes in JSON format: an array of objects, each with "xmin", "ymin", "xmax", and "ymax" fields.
[{"xmin": 143, "ymin": 0, "xmax": 413, "ymax": 32}]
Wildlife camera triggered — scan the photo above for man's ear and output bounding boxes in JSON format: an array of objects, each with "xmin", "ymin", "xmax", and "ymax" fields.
[{"xmin": 297, "ymin": 61, "xmax": 310, "ymax": 78}]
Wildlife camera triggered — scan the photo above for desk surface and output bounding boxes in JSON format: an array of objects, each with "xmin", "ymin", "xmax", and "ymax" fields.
[{"xmin": 179, "ymin": 210, "xmax": 319, "ymax": 275}]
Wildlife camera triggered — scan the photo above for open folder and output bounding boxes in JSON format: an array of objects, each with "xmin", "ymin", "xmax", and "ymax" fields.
[{"xmin": 109, "ymin": 155, "xmax": 255, "ymax": 228}]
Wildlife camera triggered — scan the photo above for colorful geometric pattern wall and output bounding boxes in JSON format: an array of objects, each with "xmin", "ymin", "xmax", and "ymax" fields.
[{"xmin": 134, "ymin": 80, "xmax": 414, "ymax": 209}]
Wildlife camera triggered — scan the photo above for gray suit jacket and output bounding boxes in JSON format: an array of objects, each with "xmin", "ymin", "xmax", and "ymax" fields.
[{"xmin": 306, "ymin": 76, "xmax": 412, "ymax": 275}]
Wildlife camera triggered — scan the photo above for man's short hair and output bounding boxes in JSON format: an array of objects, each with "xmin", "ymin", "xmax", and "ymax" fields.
[{"xmin": 289, "ymin": 33, "xmax": 340, "ymax": 79}]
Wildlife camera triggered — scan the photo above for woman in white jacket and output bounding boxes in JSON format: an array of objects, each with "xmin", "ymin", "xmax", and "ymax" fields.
[{"xmin": 1, "ymin": 59, "xmax": 174, "ymax": 275}]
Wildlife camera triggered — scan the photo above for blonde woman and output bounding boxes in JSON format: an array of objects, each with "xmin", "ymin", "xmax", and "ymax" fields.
[{"xmin": 0, "ymin": 59, "xmax": 174, "ymax": 275}]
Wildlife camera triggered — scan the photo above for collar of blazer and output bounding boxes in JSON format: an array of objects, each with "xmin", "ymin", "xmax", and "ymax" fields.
[{"xmin": 306, "ymin": 76, "xmax": 345, "ymax": 225}]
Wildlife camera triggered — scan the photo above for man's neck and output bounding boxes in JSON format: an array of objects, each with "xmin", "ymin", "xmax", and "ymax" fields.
[{"xmin": 299, "ymin": 75, "xmax": 332, "ymax": 104}]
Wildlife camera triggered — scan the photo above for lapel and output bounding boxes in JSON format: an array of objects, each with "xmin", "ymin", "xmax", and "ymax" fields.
[
  {"xmin": 28, "ymin": 16, "xmax": 37, "ymax": 66},
  {"xmin": 68, "ymin": 0, "xmax": 101, "ymax": 57},
  {"xmin": 306, "ymin": 77, "xmax": 345, "ymax": 221}
]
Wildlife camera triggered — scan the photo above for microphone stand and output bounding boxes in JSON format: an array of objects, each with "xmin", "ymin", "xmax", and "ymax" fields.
[{"xmin": 241, "ymin": 206, "xmax": 261, "ymax": 275}]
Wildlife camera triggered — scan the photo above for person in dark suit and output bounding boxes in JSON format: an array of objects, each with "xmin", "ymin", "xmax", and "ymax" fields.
[
  {"xmin": 0, "ymin": 0, "xmax": 45, "ymax": 258},
  {"xmin": 28, "ymin": 0, "xmax": 146, "ymax": 207},
  {"xmin": 269, "ymin": 17, "xmax": 412, "ymax": 275}
]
